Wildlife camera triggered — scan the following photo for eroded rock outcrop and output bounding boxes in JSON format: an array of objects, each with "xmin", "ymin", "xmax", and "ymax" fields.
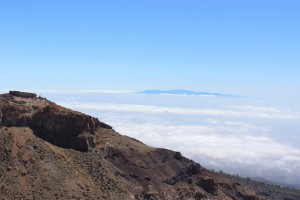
[
  {"xmin": 9, "ymin": 91, "xmax": 37, "ymax": 98},
  {"xmin": 197, "ymin": 177, "xmax": 218, "ymax": 195},
  {"xmin": 0, "ymin": 91, "xmax": 111, "ymax": 151}
]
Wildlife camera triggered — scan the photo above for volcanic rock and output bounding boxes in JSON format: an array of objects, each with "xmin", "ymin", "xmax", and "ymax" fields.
[
  {"xmin": 9, "ymin": 91, "xmax": 37, "ymax": 98},
  {"xmin": 0, "ymin": 91, "xmax": 111, "ymax": 151}
]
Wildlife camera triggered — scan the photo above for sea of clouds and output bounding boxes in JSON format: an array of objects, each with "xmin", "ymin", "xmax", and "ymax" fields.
[{"xmin": 43, "ymin": 91, "xmax": 300, "ymax": 186}]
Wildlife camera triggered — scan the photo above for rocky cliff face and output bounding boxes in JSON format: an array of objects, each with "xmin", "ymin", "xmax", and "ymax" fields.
[
  {"xmin": 0, "ymin": 91, "xmax": 111, "ymax": 151},
  {"xmin": 0, "ymin": 91, "xmax": 260, "ymax": 200}
]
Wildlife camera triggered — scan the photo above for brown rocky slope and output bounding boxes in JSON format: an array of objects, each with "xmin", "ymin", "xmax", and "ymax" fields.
[{"xmin": 0, "ymin": 91, "xmax": 259, "ymax": 200}]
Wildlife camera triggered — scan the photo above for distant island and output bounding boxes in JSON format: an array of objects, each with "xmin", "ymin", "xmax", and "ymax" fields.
[{"xmin": 138, "ymin": 89, "xmax": 241, "ymax": 97}]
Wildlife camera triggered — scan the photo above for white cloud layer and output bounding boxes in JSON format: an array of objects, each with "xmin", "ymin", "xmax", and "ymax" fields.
[
  {"xmin": 110, "ymin": 119, "xmax": 300, "ymax": 185},
  {"xmin": 63, "ymin": 103, "xmax": 300, "ymax": 120},
  {"xmin": 59, "ymin": 101, "xmax": 300, "ymax": 185}
]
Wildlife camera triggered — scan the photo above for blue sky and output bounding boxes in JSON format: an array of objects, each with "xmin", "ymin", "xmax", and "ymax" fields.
[{"xmin": 0, "ymin": 0, "xmax": 300, "ymax": 97}]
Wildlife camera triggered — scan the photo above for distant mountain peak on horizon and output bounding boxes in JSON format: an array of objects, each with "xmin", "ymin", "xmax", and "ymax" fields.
[{"xmin": 138, "ymin": 89, "xmax": 241, "ymax": 97}]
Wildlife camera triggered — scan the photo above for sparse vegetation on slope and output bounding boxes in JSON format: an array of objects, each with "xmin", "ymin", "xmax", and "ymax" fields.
[{"xmin": 216, "ymin": 170, "xmax": 300, "ymax": 200}]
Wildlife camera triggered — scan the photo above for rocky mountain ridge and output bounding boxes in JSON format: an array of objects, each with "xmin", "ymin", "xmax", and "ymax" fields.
[
  {"xmin": 0, "ymin": 91, "xmax": 259, "ymax": 200},
  {"xmin": 0, "ymin": 91, "xmax": 111, "ymax": 151}
]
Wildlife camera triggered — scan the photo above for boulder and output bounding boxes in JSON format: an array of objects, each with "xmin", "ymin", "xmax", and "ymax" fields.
[{"xmin": 197, "ymin": 177, "xmax": 218, "ymax": 195}]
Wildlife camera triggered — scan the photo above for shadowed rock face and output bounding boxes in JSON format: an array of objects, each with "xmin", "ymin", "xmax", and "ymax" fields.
[
  {"xmin": 31, "ymin": 104, "xmax": 101, "ymax": 136},
  {"xmin": 0, "ymin": 91, "xmax": 111, "ymax": 151},
  {"xmin": 8, "ymin": 91, "xmax": 37, "ymax": 98}
]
